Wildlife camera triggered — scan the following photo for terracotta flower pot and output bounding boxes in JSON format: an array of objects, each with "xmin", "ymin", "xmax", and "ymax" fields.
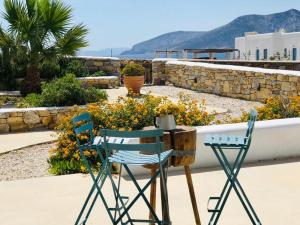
[{"xmin": 123, "ymin": 75, "xmax": 144, "ymax": 94}]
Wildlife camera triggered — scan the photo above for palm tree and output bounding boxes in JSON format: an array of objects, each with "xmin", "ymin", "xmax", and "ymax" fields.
[{"xmin": 1, "ymin": 0, "xmax": 88, "ymax": 95}]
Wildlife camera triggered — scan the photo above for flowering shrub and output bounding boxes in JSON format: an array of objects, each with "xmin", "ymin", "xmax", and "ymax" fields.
[
  {"xmin": 220, "ymin": 96, "xmax": 300, "ymax": 125},
  {"xmin": 155, "ymin": 98, "xmax": 180, "ymax": 116},
  {"xmin": 176, "ymin": 93, "xmax": 215, "ymax": 126},
  {"xmin": 49, "ymin": 93, "xmax": 215, "ymax": 175},
  {"xmin": 255, "ymin": 96, "xmax": 300, "ymax": 120}
]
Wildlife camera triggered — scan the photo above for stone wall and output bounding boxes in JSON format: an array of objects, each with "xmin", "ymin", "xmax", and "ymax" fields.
[
  {"xmin": 72, "ymin": 56, "xmax": 121, "ymax": 75},
  {"xmin": 152, "ymin": 59, "xmax": 169, "ymax": 85},
  {"xmin": 152, "ymin": 59, "xmax": 300, "ymax": 102},
  {"xmin": 0, "ymin": 107, "xmax": 72, "ymax": 133},
  {"xmin": 78, "ymin": 76, "xmax": 120, "ymax": 89}
]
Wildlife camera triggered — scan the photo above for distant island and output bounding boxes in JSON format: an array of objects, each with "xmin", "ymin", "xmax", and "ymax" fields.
[{"xmin": 121, "ymin": 9, "xmax": 300, "ymax": 56}]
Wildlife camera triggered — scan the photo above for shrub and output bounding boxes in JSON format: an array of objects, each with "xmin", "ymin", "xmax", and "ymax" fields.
[
  {"xmin": 89, "ymin": 71, "xmax": 108, "ymax": 77},
  {"xmin": 222, "ymin": 96, "xmax": 300, "ymax": 124},
  {"xmin": 0, "ymin": 96, "xmax": 23, "ymax": 107},
  {"xmin": 256, "ymin": 96, "xmax": 300, "ymax": 120},
  {"xmin": 62, "ymin": 60, "xmax": 89, "ymax": 77},
  {"xmin": 20, "ymin": 74, "xmax": 107, "ymax": 107},
  {"xmin": 49, "ymin": 93, "xmax": 215, "ymax": 175},
  {"xmin": 121, "ymin": 62, "xmax": 145, "ymax": 76},
  {"xmin": 40, "ymin": 60, "xmax": 61, "ymax": 80},
  {"xmin": 176, "ymin": 93, "xmax": 215, "ymax": 126}
]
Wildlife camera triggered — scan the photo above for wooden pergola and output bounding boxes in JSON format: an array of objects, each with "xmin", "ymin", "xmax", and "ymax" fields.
[
  {"xmin": 155, "ymin": 48, "xmax": 239, "ymax": 59},
  {"xmin": 155, "ymin": 50, "xmax": 183, "ymax": 58},
  {"xmin": 183, "ymin": 48, "xmax": 239, "ymax": 59}
]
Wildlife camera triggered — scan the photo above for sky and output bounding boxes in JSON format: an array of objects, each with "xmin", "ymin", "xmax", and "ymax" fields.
[{"xmin": 1, "ymin": 0, "xmax": 300, "ymax": 50}]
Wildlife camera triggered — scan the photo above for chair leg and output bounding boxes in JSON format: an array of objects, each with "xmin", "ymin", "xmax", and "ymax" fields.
[
  {"xmin": 105, "ymin": 165, "xmax": 134, "ymax": 225},
  {"xmin": 160, "ymin": 162, "xmax": 171, "ymax": 225},
  {"xmin": 115, "ymin": 165, "xmax": 161, "ymax": 225},
  {"xmin": 210, "ymin": 147, "xmax": 261, "ymax": 225},
  {"xmin": 74, "ymin": 159, "xmax": 108, "ymax": 225},
  {"xmin": 184, "ymin": 166, "xmax": 201, "ymax": 225},
  {"xmin": 149, "ymin": 168, "xmax": 157, "ymax": 225}
]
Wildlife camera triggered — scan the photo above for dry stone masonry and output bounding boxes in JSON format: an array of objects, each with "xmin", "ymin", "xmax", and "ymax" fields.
[
  {"xmin": 78, "ymin": 76, "xmax": 119, "ymax": 89},
  {"xmin": 73, "ymin": 56, "xmax": 121, "ymax": 75},
  {"xmin": 0, "ymin": 107, "xmax": 72, "ymax": 133},
  {"xmin": 152, "ymin": 59, "xmax": 300, "ymax": 102}
]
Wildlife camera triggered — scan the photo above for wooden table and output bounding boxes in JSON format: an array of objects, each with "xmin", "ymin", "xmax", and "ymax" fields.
[{"xmin": 141, "ymin": 126, "xmax": 201, "ymax": 225}]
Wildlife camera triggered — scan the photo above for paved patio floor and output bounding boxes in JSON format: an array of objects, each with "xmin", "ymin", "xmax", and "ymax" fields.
[
  {"xmin": 0, "ymin": 161, "xmax": 299, "ymax": 225},
  {"xmin": 0, "ymin": 130, "xmax": 57, "ymax": 154}
]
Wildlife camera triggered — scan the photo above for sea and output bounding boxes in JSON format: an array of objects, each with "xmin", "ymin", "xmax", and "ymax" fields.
[
  {"xmin": 116, "ymin": 53, "xmax": 155, "ymax": 60},
  {"xmin": 79, "ymin": 52, "xmax": 226, "ymax": 60}
]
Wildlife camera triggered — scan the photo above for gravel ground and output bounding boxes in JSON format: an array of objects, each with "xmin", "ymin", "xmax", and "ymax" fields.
[
  {"xmin": 107, "ymin": 86, "xmax": 263, "ymax": 118},
  {"xmin": 0, "ymin": 143, "xmax": 54, "ymax": 182}
]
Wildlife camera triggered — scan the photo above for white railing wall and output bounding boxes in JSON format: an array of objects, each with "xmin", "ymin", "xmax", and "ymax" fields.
[{"xmin": 125, "ymin": 118, "xmax": 300, "ymax": 176}]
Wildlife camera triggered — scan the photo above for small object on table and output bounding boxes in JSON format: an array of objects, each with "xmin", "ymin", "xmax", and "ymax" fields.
[{"xmin": 141, "ymin": 126, "xmax": 201, "ymax": 225}]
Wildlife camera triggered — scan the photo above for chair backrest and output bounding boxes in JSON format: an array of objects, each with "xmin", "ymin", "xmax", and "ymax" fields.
[
  {"xmin": 245, "ymin": 109, "xmax": 258, "ymax": 146},
  {"xmin": 100, "ymin": 129, "xmax": 165, "ymax": 155},
  {"xmin": 71, "ymin": 112, "xmax": 94, "ymax": 146}
]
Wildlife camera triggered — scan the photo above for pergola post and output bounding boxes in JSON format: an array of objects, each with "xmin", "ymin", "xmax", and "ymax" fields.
[{"xmin": 183, "ymin": 50, "xmax": 188, "ymax": 59}]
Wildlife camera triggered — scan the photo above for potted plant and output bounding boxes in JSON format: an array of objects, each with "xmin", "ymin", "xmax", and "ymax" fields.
[
  {"xmin": 121, "ymin": 62, "xmax": 145, "ymax": 94},
  {"xmin": 154, "ymin": 101, "xmax": 179, "ymax": 130}
]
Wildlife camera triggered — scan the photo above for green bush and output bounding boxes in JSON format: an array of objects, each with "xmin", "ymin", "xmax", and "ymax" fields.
[
  {"xmin": 62, "ymin": 60, "xmax": 89, "ymax": 77},
  {"xmin": 0, "ymin": 96, "xmax": 23, "ymax": 107},
  {"xmin": 40, "ymin": 61, "xmax": 61, "ymax": 80},
  {"xmin": 90, "ymin": 70, "xmax": 108, "ymax": 77},
  {"xmin": 48, "ymin": 158, "xmax": 86, "ymax": 175},
  {"xmin": 21, "ymin": 74, "xmax": 107, "ymax": 107},
  {"xmin": 121, "ymin": 62, "xmax": 145, "ymax": 76}
]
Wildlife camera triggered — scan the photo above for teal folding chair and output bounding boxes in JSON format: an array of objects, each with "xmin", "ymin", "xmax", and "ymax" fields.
[
  {"xmin": 72, "ymin": 112, "xmax": 129, "ymax": 225},
  {"xmin": 204, "ymin": 109, "xmax": 262, "ymax": 225},
  {"xmin": 100, "ymin": 128, "xmax": 173, "ymax": 225}
]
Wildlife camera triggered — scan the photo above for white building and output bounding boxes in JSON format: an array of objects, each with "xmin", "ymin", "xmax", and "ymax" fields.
[{"xmin": 235, "ymin": 30, "xmax": 300, "ymax": 61}]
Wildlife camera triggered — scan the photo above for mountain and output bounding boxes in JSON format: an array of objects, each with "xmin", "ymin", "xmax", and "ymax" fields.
[
  {"xmin": 79, "ymin": 47, "xmax": 129, "ymax": 57},
  {"xmin": 122, "ymin": 9, "xmax": 300, "ymax": 55},
  {"xmin": 121, "ymin": 31, "xmax": 205, "ymax": 55}
]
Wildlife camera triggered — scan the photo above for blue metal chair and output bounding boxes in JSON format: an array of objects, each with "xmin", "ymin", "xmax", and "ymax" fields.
[
  {"xmin": 204, "ymin": 109, "xmax": 262, "ymax": 225},
  {"xmin": 72, "ymin": 112, "xmax": 128, "ymax": 225},
  {"xmin": 100, "ymin": 128, "xmax": 173, "ymax": 225}
]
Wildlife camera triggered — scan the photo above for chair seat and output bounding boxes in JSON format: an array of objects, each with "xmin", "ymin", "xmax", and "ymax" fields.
[
  {"xmin": 204, "ymin": 134, "xmax": 246, "ymax": 147},
  {"xmin": 80, "ymin": 136, "xmax": 125, "ymax": 150},
  {"xmin": 109, "ymin": 150, "xmax": 173, "ymax": 165}
]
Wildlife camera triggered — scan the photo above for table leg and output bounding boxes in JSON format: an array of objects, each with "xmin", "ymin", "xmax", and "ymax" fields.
[
  {"xmin": 184, "ymin": 166, "xmax": 201, "ymax": 225},
  {"xmin": 149, "ymin": 168, "xmax": 157, "ymax": 225}
]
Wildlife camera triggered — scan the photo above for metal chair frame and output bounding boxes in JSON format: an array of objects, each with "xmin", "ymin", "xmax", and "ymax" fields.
[
  {"xmin": 72, "ymin": 113, "xmax": 129, "ymax": 225},
  {"xmin": 100, "ymin": 128, "xmax": 173, "ymax": 225},
  {"xmin": 204, "ymin": 110, "xmax": 262, "ymax": 225}
]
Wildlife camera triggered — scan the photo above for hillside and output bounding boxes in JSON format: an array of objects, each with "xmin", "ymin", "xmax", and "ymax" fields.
[
  {"xmin": 121, "ymin": 31, "xmax": 204, "ymax": 55},
  {"xmin": 122, "ymin": 9, "xmax": 300, "ymax": 55}
]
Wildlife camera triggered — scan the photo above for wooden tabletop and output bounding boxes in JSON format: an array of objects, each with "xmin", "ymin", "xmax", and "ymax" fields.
[{"xmin": 141, "ymin": 126, "xmax": 197, "ymax": 167}]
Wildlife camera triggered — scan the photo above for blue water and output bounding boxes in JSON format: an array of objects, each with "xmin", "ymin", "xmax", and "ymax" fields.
[
  {"xmin": 80, "ymin": 51, "xmax": 227, "ymax": 60},
  {"xmin": 118, "ymin": 53, "xmax": 155, "ymax": 60},
  {"xmin": 118, "ymin": 52, "xmax": 226, "ymax": 60}
]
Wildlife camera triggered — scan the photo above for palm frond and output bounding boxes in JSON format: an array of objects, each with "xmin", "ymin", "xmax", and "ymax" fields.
[
  {"xmin": 56, "ymin": 24, "xmax": 88, "ymax": 56},
  {"xmin": 40, "ymin": 0, "xmax": 72, "ymax": 37},
  {"xmin": 3, "ymin": 0, "xmax": 24, "ymax": 31}
]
